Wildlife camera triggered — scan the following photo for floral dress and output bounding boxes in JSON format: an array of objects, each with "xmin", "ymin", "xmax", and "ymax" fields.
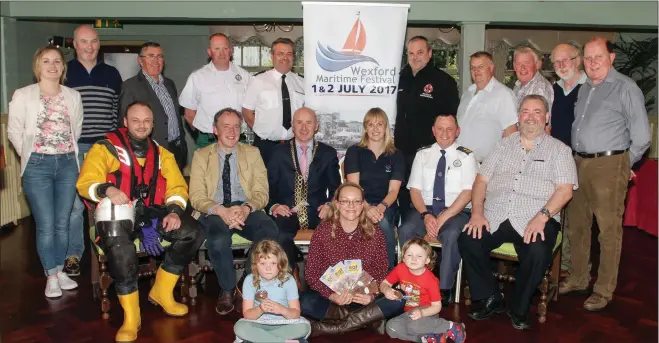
[{"xmin": 33, "ymin": 93, "xmax": 73, "ymax": 154}]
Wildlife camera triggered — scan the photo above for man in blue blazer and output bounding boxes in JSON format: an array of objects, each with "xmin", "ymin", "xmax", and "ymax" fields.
[{"xmin": 267, "ymin": 107, "xmax": 342, "ymax": 270}]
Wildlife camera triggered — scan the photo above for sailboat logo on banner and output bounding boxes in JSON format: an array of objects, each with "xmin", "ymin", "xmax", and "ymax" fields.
[{"xmin": 316, "ymin": 12, "xmax": 379, "ymax": 72}]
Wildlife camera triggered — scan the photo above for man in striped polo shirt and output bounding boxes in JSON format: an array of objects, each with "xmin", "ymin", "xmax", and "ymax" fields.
[{"xmin": 65, "ymin": 25, "xmax": 123, "ymax": 276}]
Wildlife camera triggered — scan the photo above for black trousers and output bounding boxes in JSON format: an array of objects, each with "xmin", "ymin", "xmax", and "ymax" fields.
[
  {"xmin": 96, "ymin": 213, "xmax": 204, "ymax": 295},
  {"xmin": 272, "ymin": 211, "xmax": 321, "ymax": 271},
  {"xmin": 253, "ymin": 134, "xmax": 283, "ymax": 166},
  {"xmin": 458, "ymin": 218, "xmax": 560, "ymax": 316}
]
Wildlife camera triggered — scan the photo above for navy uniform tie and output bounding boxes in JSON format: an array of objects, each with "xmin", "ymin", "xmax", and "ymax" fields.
[
  {"xmin": 281, "ymin": 74, "xmax": 292, "ymax": 130},
  {"xmin": 222, "ymin": 153, "xmax": 232, "ymax": 205},
  {"xmin": 432, "ymin": 150, "xmax": 446, "ymax": 216}
]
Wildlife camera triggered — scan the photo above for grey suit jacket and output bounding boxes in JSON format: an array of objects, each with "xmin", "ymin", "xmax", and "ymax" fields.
[{"xmin": 118, "ymin": 71, "xmax": 186, "ymax": 151}]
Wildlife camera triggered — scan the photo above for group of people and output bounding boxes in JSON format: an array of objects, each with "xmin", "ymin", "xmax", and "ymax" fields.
[{"xmin": 6, "ymin": 22, "xmax": 651, "ymax": 343}]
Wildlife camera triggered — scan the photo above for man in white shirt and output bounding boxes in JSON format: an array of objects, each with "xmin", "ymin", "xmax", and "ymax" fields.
[
  {"xmin": 179, "ymin": 33, "xmax": 252, "ymax": 148},
  {"xmin": 242, "ymin": 37, "xmax": 305, "ymax": 164},
  {"xmin": 512, "ymin": 46, "xmax": 554, "ymax": 117},
  {"xmin": 456, "ymin": 51, "xmax": 518, "ymax": 163},
  {"xmin": 398, "ymin": 113, "xmax": 478, "ymax": 306}
]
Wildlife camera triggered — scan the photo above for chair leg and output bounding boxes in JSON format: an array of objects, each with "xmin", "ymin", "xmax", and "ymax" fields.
[
  {"xmin": 497, "ymin": 261, "xmax": 506, "ymax": 290},
  {"xmin": 551, "ymin": 250, "xmax": 561, "ymax": 302},
  {"xmin": 538, "ymin": 274, "xmax": 549, "ymax": 323},
  {"xmin": 180, "ymin": 264, "xmax": 189, "ymax": 304},
  {"xmin": 463, "ymin": 278, "xmax": 471, "ymax": 306},
  {"xmin": 188, "ymin": 262, "xmax": 200, "ymax": 306},
  {"xmin": 454, "ymin": 260, "xmax": 463, "ymax": 304},
  {"xmin": 99, "ymin": 255, "xmax": 112, "ymax": 320},
  {"xmin": 91, "ymin": 247, "xmax": 101, "ymax": 300}
]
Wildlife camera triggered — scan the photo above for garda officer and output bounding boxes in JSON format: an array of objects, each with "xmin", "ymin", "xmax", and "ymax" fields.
[
  {"xmin": 179, "ymin": 33, "xmax": 252, "ymax": 149},
  {"xmin": 242, "ymin": 37, "xmax": 304, "ymax": 164},
  {"xmin": 395, "ymin": 36, "xmax": 460, "ymax": 218},
  {"xmin": 397, "ymin": 113, "xmax": 477, "ymax": 306},
  {"xmin": 77, "ymin": 102, "xmax": 204, "ymax": 343}
]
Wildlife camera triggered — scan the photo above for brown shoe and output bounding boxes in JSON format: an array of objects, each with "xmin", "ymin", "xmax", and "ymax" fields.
[
  {"xmin": 558, "ymin": 278, "xmax": 588, "ymax": 295},
  {"xmin": 584, "ymin": 293, "xmax": 611, "ymax": 312},
  {"xmin": 215, "ymin": 289, "xmax": 236, "ymax": 315}
]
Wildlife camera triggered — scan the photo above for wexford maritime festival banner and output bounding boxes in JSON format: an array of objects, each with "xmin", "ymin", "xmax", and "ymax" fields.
[{"xmin": 302, "ymin": 2, "xmax": 409, "ymax": 152}]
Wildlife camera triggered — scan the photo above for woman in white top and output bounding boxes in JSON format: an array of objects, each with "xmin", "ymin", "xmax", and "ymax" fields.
[{"xmin": 8, "ymin": 46, "xmax": 83, "ymax": 298}]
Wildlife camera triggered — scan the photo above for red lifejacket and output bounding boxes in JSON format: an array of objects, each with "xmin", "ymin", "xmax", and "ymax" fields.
[{"xmin": 105, "ymin": 128, "xmax": 167, "ymax": 206}]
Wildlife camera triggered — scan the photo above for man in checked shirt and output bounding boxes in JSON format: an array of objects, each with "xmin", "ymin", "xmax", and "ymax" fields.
[{"xmin": 459, "ymin": 94, "xmax": 578, "ymax": 330}]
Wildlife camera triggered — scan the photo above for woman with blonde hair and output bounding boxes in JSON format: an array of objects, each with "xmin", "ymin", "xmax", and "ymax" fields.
[
  {"xmin": 344, "ymin": 107, "xmax": 405, "ymax": 270},
  {"xmin": 8, "ymin": 46, "xmax": 83, "ymax": 298},
  {"xmin": 300, "ymin": 182, "xmax": 404, "ymax": 337}
]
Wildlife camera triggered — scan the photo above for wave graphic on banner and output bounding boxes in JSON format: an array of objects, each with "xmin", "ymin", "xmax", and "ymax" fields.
[{"xmin": 316, "ymin": 14, "xmax": 379, "ymax": 72}]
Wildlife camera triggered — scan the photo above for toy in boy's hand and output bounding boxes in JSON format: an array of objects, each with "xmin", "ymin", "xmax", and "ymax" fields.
[
  {"xmin": 255, "ymin": 290, "xmax": 268, "ymax": 301},
  {"xmin": 393, "ymin": 290, "xmax": 403, "ymax": 300}
]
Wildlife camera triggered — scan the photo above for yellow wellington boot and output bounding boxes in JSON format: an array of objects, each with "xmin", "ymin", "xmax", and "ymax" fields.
[
  {"xmin": 148, "ymin": 267, "xmax": 188, "ymax": 316},
  {"xmin": 116, "ymin": 291, "xmax": 141, "ymax": 343}
]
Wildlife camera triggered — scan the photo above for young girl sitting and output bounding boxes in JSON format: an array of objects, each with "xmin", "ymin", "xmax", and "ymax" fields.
[
  {"xmin": 234, "ymin": 240, "xmax": 310, "ymax": 343},
  {"xmin": 380, "ymin": 237, "xmax": 466, "ymax": 343}
]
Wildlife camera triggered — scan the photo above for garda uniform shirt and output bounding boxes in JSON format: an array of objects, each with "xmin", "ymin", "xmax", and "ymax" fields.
[
  {"xmin": 179, "ymin": 62, "xmax": 252, "ymax": 134},
  {"xmin": 395, "ymin": 64, "xmax": 460, "ymax": 157},
  {"xmin": 243, "ymin": 69, "xmax": 304, "ymax": 141},
  {"xmin": 407, "ymin": 142, "xmax": 478, "ymax": 207}
]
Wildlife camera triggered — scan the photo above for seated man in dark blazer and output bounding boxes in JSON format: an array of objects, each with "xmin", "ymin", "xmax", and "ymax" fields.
[
  {"xmin": 267, "ymin": 107, "xmax": 342, "ymax": 271},
  {"xmin": 119, "ymin": 42, "xmax": 187, "ymax": 169}
]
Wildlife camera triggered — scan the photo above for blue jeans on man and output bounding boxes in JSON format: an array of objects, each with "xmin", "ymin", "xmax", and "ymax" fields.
[{"xmin": 398, "ymin": 206, "xmax": 470, "ymax": 291}]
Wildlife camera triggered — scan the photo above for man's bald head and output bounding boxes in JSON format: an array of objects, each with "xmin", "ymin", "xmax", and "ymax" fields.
[
  {"xmin": 73, "ymin": 25, "xmax": 100, "ymax": 65},
  {"xmin": 292, "ymin": 107, "xmax": 318, "ymax": 143}
]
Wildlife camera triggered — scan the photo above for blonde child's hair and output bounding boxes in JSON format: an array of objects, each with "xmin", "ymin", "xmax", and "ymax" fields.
[
  {"xmin": 401, "ymin": 237, "xmax": 436, "ymax": 271},
  {"xmin": 250, "ymin": 239, "xmax": 291, "ymax": 290}
]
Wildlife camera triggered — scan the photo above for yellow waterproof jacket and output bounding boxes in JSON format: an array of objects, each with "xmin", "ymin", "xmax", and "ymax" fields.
[{"xmin": 76, "ymin": 141, "xmax": 188, "ymax": 210}]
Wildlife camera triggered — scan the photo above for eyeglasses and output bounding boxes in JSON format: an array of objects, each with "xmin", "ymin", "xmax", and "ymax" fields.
[
  {"xmin": 552, "ymin": 56, "xmax": 578, "ymax": 68},
  {"xmin": 338, "ymin": 199, "xmax": 364, "ymax": 207},
  {"xmin": 140, "ymin": 54, "xmax": 164, "ymax": 60}
]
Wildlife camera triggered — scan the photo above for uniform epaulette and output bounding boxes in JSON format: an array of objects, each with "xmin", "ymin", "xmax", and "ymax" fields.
[
  {"xmin": 253, "ymin": 69, "xmax": 268, "ymax": 76},
  {"xmin": 417, "ymin": 144, "xmax": 433, "ymax": 152},
  {"xmin": 457, "ymin": 146, "xmax": 473, "ymax": 155}
]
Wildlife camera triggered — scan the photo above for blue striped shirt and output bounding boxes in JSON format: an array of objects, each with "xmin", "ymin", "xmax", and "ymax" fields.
[
  {"xmin": 142, "ymin": 71, "xmax": 180, "ymax": 141},
  {"xmin": 66, "ymin": 59, "xmax": 122, "ymax": 143}
]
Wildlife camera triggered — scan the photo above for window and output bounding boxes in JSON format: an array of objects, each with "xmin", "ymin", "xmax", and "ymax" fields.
[{"xmin": 230, "ymin": 36, "xmax": 305, "ymax": 75}]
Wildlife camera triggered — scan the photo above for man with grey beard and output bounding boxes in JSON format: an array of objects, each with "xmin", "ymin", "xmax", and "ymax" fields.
[{"xmin": 549, "ymin": 43, "xmax": 587, "ymax": 277}]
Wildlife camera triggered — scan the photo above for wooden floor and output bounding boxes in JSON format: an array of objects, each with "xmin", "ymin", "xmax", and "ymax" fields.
[{"xmin": 1, "ymin": 217, "xmax": 657, "ymax": 343}]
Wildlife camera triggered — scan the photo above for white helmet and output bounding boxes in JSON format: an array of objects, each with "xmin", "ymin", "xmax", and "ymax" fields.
[{"xmin": 95, "ymin": 198, "xmax": 135, "ymax": 225}]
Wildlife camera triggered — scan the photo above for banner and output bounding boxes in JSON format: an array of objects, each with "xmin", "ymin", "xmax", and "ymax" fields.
[{"xmin": 302, "ymin": 2, "xmax": 409, "ymax": 153}]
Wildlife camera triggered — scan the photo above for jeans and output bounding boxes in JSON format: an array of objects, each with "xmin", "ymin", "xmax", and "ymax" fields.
[
  {"xmin": 199, "ymin": 210, "xmax": 279, "ymax": 291},
  {"xmin": 22, "ymin": 153, "xmax": 79, "ymax": 276},
  {"xmin": 371, "ymin": 203, "xmax": 398, "ymax": 271},
  {"xmin": 67, "ymin": 143, "xmax": 93, "ymax": 259},
  {"xmin": 299, "ymin": 289, "xmax": 404, "ymax": 321}
]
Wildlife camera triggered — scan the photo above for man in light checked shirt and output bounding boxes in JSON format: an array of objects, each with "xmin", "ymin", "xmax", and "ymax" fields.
[{"xmin": 459, "ymin": 94, "xmax": 578, "ymax": 330}]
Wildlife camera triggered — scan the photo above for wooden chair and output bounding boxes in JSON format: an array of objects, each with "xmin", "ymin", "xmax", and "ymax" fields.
[
  {"xmin": 462, "ymin": 231, "xmax": 563, "ymax": 323},
  {"xmin": 88, "ymin": 206, "xmax": 192, "ymax": 319}
]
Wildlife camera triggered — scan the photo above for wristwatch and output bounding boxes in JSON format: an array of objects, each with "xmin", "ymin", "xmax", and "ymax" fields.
[
  {"xmin": 539, "ymin": 207, "xmax": 551, "ymax": 218},
  {"xmin": 420, "ymin": 211, "xmax": 432, "ymax": 220},
  {"xmin": 380, "ymin": 201, "xmax": 389, "ymax": 209}
]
